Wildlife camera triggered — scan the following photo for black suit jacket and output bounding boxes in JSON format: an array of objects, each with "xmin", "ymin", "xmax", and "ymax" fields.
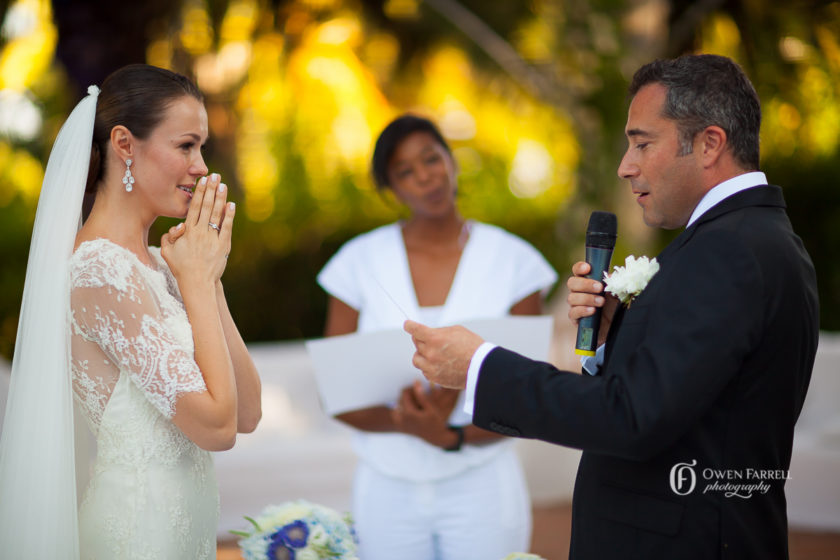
[{"xmin": 474, "ymin": 186, "xmax": 819, "ymax": 559}]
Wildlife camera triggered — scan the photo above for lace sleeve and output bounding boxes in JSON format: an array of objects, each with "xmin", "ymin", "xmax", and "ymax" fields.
[{"xmin": 70, "ymin": 250, "xmax": 206, "ymax": 420}]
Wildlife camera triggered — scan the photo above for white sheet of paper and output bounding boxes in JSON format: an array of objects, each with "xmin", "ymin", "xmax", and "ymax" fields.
[{"xmin": 305, "ymin": 316, "xmax": 554, "ymax": 416}]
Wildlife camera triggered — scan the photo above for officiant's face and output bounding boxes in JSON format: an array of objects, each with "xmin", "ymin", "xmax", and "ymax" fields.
[
  {"xmin": 133, "ymin": 95, "xmax": 209, "ymax": 218},
  {"xmin": 618, "ymin": 83, "xmax": 704, "ymax": 230},
  {"xmin": 387, "ymin": 131, "xmax": 458, "ymax": 218}
]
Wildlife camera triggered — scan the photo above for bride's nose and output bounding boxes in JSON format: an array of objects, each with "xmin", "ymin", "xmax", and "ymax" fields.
[{"xmin": 191, "ymin": 153, "xmax": 209, "ymax": 177}]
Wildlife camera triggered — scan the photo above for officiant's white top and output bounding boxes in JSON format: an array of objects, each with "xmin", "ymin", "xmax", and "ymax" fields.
[
  {"xmin": 70, "ymin": 239, "xmax": 218, "ymax": 559},
  {"xmin": 318, "ymin": 221, "xmax": 557, "ymax": 481}
]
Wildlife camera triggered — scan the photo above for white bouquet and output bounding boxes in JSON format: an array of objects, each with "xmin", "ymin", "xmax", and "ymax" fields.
[
  {"xmin": 604, "ymin": 255, "xmax": 660, "ymax": 306},
  {"xmin": 501, "ymin": 554, "xmax": 547, "ymax": 560},
  {"xmin": 233, "ymin": 500, "xmax": 358, "ymax": 560}
]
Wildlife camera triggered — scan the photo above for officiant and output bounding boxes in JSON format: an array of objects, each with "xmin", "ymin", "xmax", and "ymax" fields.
[
  {"xmin": 317, "ymin": 114, "xmax": 557, "ymax": 560},
  {"xmin": 405, "ymin": 54, "xmax": 819, "ymax": 559}
]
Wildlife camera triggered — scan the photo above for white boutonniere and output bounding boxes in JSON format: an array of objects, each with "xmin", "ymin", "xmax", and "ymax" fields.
[{"xmin": 604, "ymin": 255, "xmax": 660, "ymax": 306}]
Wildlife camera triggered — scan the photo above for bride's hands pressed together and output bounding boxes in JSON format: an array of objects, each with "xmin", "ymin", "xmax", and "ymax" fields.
[
  {"xmin": 161, "ymin": 172, "xmax": 235, "ymax": 288},
  {"xmin": 161, "ymin": 172, "xmax": 262, "ymax": 436},
  {"xmin": 157, "ymin": 172, "xmax": 241, "ymax": 451}
]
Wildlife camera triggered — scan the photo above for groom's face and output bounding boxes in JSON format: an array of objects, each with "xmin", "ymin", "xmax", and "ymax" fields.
[{"xmin": 617, "ymin": 83, "xmax": 705, "ymax": 230}]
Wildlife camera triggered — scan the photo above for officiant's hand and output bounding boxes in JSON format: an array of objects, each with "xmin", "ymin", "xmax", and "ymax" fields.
[
  {"xmin": 392, "ymin": 381, "xmax": 459, "ymax": 447},
  {"xmin": 404, "ymin": 320, "xmax": 483, "ymax": 389},
  {"xmin": 162, "ymin": 173, "xmax": 234, "ymax": 288},
  {"xmin": 567, "ymin": 261, "xmax": 618, "ymax": 347},
  {"xmin": 427, "ymin": 384, "xmax": 460, "ymax": 417}
]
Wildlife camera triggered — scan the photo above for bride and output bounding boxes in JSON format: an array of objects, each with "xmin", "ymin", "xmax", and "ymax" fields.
[{"xmin": 0, "ymin": 65, "xmax": 261, "ymax": 558}]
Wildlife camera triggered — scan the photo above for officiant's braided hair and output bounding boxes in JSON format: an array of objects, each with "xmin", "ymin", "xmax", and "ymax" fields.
[
  {"xmin": 629, "ymin": 54, "xmax": 761, "ymax": 171},
  {"xmin": 86, "ymin": 64, "xmax": 203, "ymax": 194},
  {"xmin": 372, "ymin": 114, "xmax": 452, "ymax": 190}
]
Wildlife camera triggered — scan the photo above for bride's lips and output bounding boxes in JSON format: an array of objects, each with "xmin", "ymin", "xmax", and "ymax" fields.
[{"xmin": 178, "ymin": 185, "xmax": 194, "ymax": 198}]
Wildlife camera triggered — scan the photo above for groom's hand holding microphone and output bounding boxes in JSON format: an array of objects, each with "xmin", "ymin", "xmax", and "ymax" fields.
[
  {"xmin": 568, "ymin": 211, "xmax": 619, "ymax": 351},
  {"xmin": 567, "ymin": 263, "xmax": 619, "ymax": 349}
]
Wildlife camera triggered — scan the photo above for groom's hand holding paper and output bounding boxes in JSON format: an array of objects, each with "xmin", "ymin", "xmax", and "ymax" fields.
[{"xmin": 404, "ymin": 320, "xmax": 484, "ymax": 389}]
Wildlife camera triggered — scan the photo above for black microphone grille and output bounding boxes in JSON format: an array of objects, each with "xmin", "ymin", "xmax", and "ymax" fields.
[{"xmin": 586, "ymin": 211, "xmax": 617, "ymax": 248}]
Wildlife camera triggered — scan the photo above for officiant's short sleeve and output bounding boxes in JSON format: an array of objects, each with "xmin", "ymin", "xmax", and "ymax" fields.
[
  {"xmin": 317, "ymin": 234, "xmax": 367, "ymax": 310},
  {"xmin": 505, "ymin": 231, "xmax": 558, "ymax": 303},
  {"xmin": 471, "ymin": 224, "xmax": 557, "ymax": 306}
]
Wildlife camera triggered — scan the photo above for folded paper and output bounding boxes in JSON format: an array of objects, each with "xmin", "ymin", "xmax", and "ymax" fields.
[{"xmin": 305, "ymin": 316, "xmax": 554, "ymax": 415}]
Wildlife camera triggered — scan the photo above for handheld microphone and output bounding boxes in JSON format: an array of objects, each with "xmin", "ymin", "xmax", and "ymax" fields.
[{"xmin": 575, "ymin": 211, "xmax": 617, "ymax": 356}]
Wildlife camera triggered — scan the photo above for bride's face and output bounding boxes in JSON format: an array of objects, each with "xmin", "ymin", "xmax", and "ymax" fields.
[{"xmin": 132, "ymin": 96, "xmax": 209, "ymax": 218}]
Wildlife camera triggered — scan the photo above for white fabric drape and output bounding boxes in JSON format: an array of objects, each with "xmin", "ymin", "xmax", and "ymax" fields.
[{"xmin": 0, "ymin": 86, "xmax": 98, "ymax": 557}]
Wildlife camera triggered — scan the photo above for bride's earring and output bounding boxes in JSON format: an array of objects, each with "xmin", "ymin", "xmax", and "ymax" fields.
[{"xmin": 123, "ymin": 158, "xmax": 135, "ymax": 192}]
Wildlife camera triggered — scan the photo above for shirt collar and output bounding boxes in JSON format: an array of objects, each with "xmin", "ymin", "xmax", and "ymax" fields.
[{"xmin": 687, "ymin": 171, "xmax": 768, "ymax": 228}]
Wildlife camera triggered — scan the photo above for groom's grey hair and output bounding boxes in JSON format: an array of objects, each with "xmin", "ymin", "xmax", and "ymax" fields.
[{"xmin": 629, "ymin": 54, "xmax": 761, "ymax": 171}]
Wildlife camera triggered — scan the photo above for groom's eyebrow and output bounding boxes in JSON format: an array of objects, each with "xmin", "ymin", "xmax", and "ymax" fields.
[{"xmin": 626, "ymin": 128, "xmax": 652, "ymax": 138}]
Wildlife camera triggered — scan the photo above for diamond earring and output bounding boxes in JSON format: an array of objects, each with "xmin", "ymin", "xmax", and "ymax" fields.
[{"xmin": 123, "ymin": 159, "xmax": 135, "ymax": 192}]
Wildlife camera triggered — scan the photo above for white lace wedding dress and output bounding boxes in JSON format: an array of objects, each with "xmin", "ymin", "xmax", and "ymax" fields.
[{"xmin": 69, "ymin": 239, "xmax": 218, "ymax": 559}]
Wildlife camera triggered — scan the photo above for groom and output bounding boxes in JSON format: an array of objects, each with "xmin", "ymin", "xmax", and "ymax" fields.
[{"xmin": 405, "ymin": 54, "xmax": 819, "ymax": 559}]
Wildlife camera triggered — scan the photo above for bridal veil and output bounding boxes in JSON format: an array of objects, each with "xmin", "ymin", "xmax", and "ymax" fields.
[{"xmin": 0, "ymin": 86, "xmax": 99, "ymax": 557}]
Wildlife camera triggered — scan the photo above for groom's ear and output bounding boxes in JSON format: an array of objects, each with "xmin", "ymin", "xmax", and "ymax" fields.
[
  {"xmin": 698, "ymin": 125, "xmax": 727, "ymax": 168},
  {"xmin": 110, "ymin": 125, "xmax": 134, "ymax": 160}
]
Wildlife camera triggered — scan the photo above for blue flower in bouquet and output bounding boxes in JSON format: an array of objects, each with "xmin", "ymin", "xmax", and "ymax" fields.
[
  {"xmin": 233, "ymin": 500, "xmax": 359, "ymax": 560},
  {"xmin": 267, "ymin": 520, "xmax": 309, "ymax": 559}
]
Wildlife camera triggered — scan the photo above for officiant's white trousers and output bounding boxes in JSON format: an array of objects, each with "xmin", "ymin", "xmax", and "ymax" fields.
[{"xmin": 352, "ymin": 448, "xmax": 532, "ymax": 560}]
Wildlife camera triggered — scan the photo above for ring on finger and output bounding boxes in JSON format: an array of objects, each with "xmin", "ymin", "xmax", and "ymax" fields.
[{"xmin": 208, "ymin": 222, "xmax": 220, "ymax": 231}]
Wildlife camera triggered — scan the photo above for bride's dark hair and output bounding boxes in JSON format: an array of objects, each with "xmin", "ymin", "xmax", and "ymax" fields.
[{"xmin": 85, "ymin": 64, "xmax": 203, "ymax": 194}]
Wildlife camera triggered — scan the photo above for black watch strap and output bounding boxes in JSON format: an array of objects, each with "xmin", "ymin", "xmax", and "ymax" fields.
[{"xmin": 444, "ymin": 425, "xmax": 465, "ymax": 452}]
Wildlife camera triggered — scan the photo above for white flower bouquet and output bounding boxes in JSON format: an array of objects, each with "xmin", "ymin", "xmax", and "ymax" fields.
[
  {"xmin": 233, "ymin": 500, "xmax": 359, "ymax": 560},
  {"xmin": 604, "ymin": 255, "xmax": 660, "ymax": 306},
  {"xmin": 501, "ymin": 554, "xmax": 547, "ymax": 560}
]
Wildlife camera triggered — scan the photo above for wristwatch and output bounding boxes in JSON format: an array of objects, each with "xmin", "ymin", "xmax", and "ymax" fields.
[{"xmin": 444, "ymin": 425, "xmax": 465, "ymax": 452}]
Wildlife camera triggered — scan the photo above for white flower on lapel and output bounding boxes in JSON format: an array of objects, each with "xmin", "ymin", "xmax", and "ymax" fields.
[{"xmin": 604, "ymin": 255, "xmax": 660, "ymax": 306}]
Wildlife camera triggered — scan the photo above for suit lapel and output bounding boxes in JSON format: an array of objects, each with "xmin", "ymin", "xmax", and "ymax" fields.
[
  {"xmin": 693, "ymin": 184, "xmax": 784, "ymax": 226},
  {"xmin": 602, "ymin": 304, "xmax": 626, "ymax": 373},
  {"xmin": 671, "ymin": 185, "xmax": 785, "ymax": 251}
]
